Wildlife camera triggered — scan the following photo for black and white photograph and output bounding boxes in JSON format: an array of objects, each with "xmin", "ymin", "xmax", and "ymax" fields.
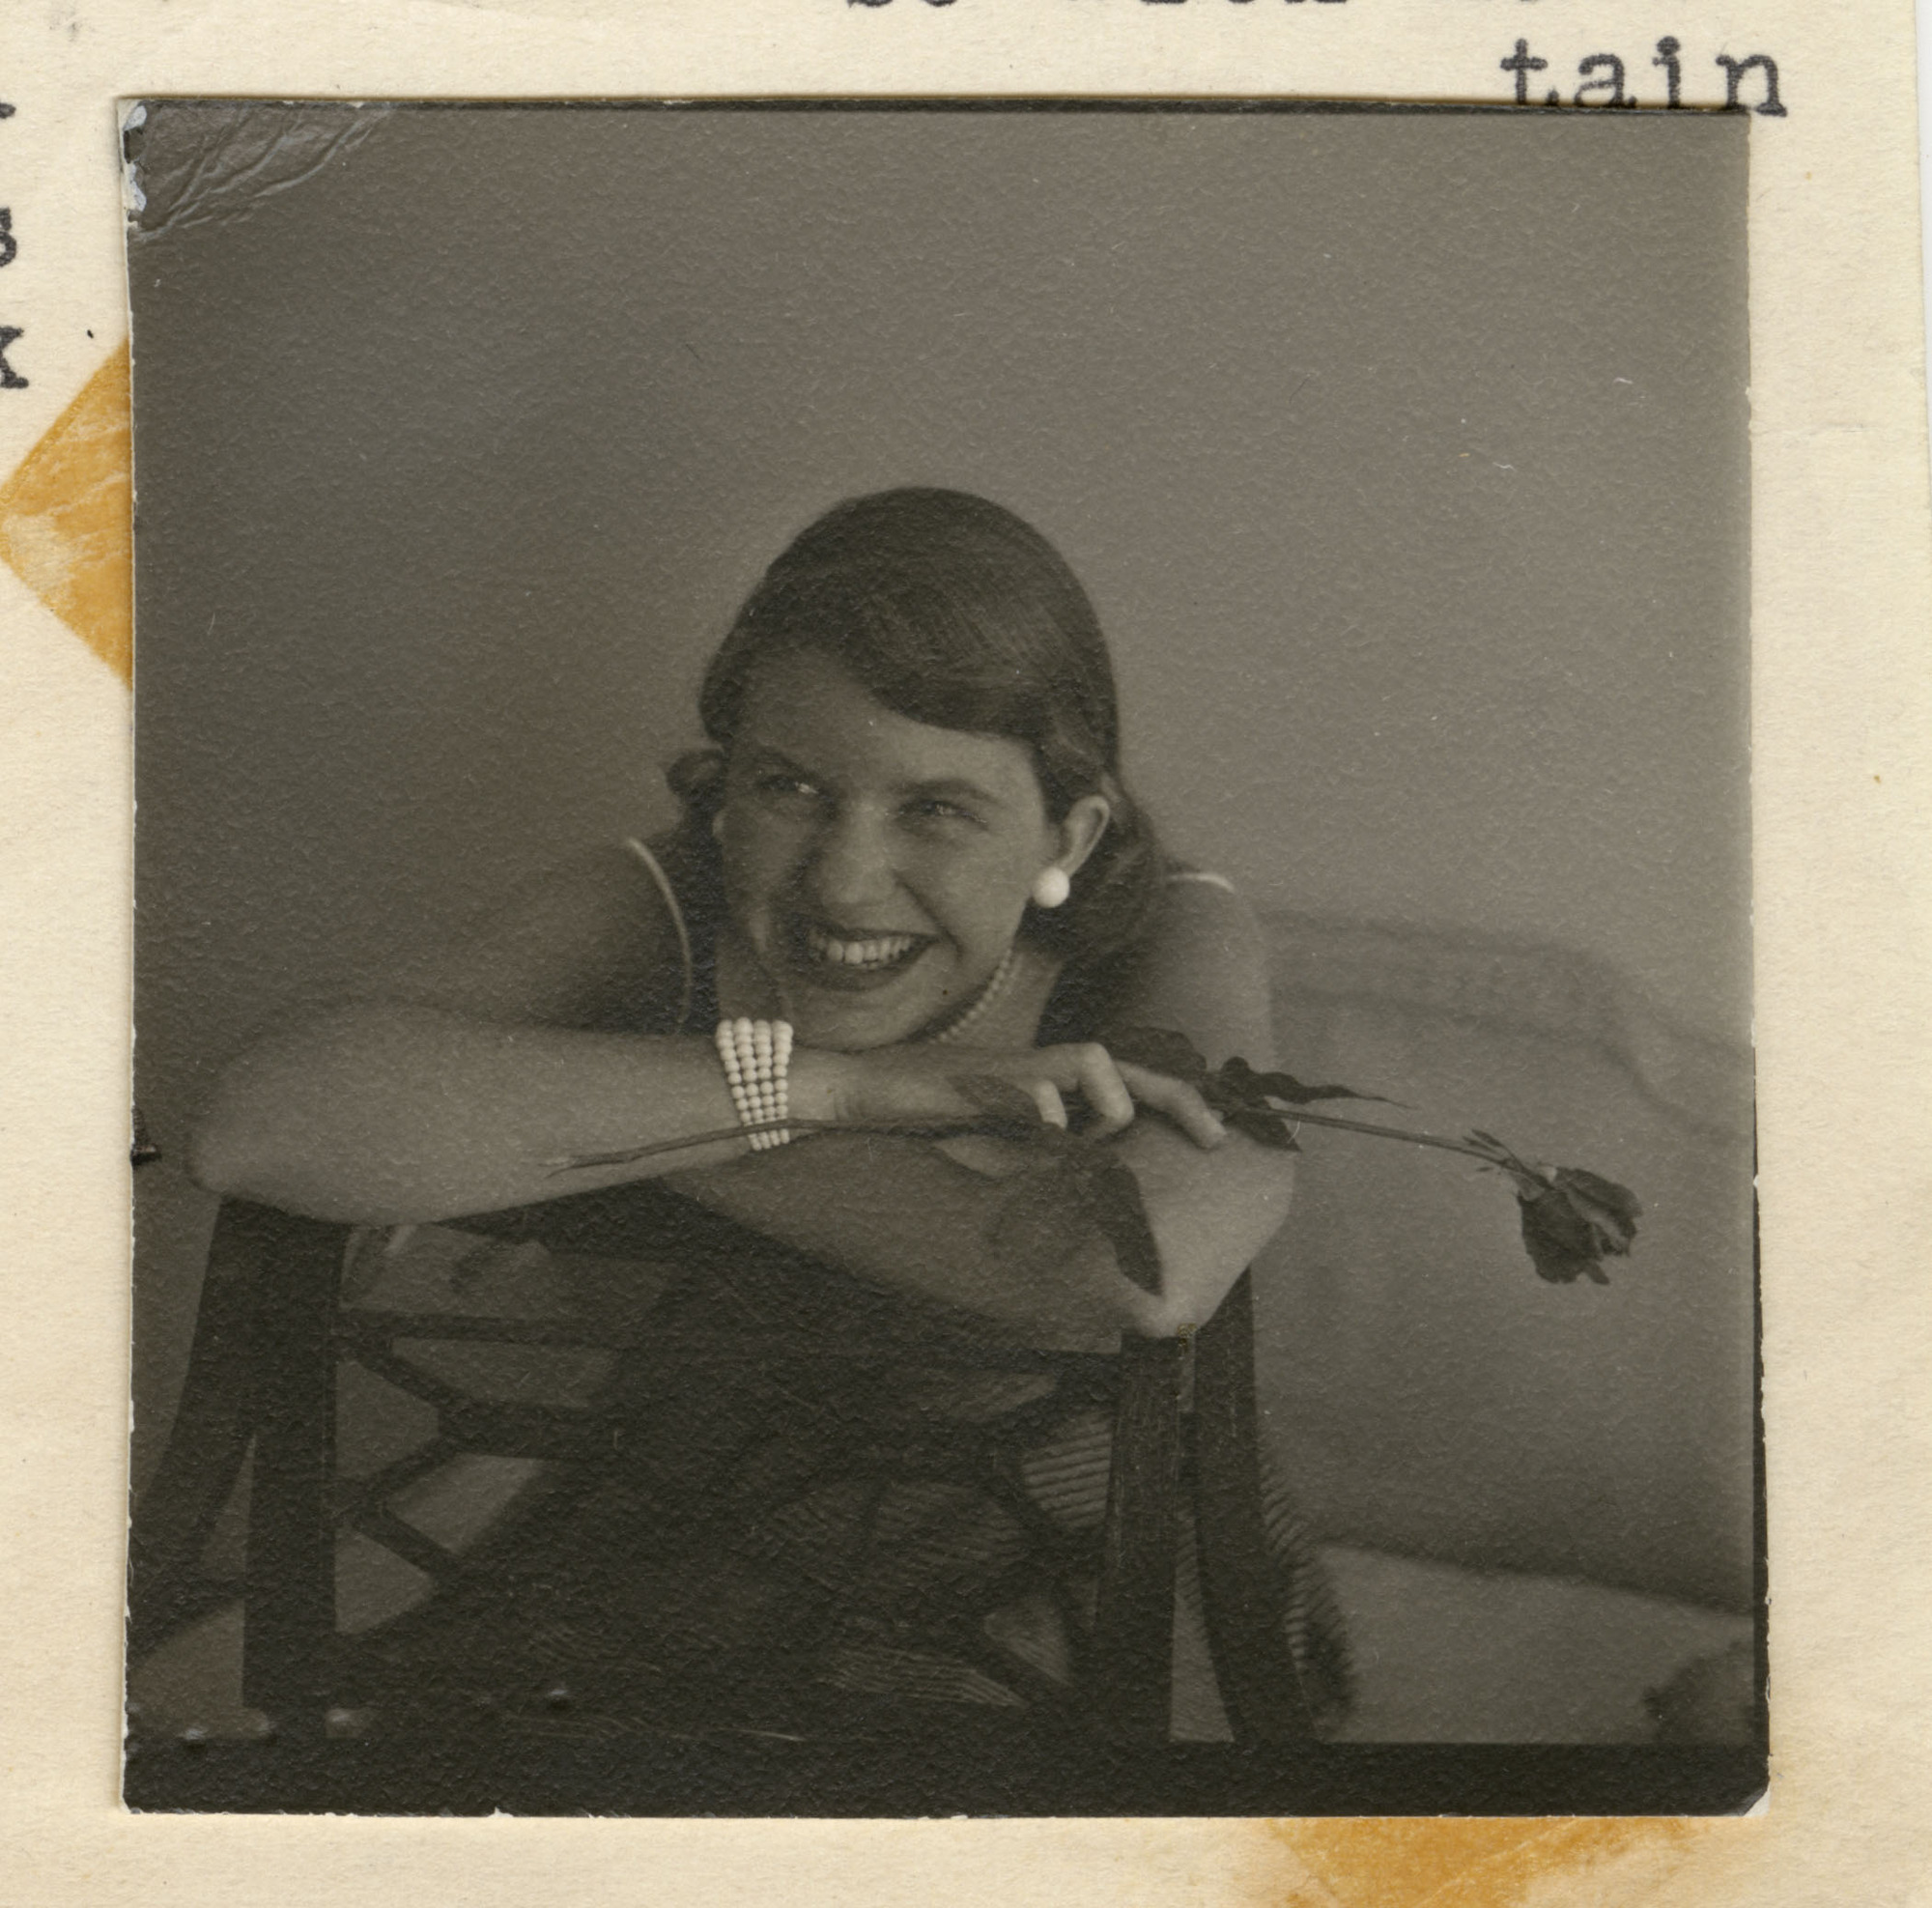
[{"xmin": 121, "ymin": 100, "xmax": 1761, "ymax": 1816}]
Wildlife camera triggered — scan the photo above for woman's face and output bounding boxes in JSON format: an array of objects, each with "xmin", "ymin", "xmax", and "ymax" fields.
[{"xmin": 716, "ymin": 647, "xmax": 1100, "ymax": 1051}]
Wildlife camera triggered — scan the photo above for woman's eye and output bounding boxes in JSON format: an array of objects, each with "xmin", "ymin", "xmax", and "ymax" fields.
[
  {"xmin": 906, "ymin": 798, "xmax": 978, "ymax": 827},
  {"xmin": 756, "ymin": 772, "xmax": 817, "ymax": 801}
]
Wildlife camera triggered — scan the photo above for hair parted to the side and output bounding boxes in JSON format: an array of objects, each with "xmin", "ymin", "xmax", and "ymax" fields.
[{"xmin": 668, "ymin": 488, "xmax": 1166, "ymax": 995}]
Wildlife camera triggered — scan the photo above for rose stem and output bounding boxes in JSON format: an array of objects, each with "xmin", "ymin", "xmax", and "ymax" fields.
[
  {"xmin": 1279, "ymin": 1106, "xmax": 1518, "ymax": 1169},
  {"xmin": 556, "ymin": 1106, "xmax": 1530, "ymax": 1182}
]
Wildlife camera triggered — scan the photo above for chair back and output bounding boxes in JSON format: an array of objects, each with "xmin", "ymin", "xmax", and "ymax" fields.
[{"xmin": 131, "ymin": 1193, "xmax": 1312, "ymax": 1741}]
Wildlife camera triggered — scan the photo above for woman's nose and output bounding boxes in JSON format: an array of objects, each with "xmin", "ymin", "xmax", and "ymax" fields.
[{"xmin": 804, "ymin": 807, "xmax": 899, "ymax": 920}]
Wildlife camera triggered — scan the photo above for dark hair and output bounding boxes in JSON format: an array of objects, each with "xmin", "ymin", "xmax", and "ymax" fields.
[{"xmin": 670, "ymin": 488, "xmax": 1165, "ymax": 1011}]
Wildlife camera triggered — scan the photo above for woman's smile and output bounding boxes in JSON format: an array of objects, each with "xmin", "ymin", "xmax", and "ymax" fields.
[{"xmin": 787, "ymin": 917, "xmax": 934, "ymax": 989}]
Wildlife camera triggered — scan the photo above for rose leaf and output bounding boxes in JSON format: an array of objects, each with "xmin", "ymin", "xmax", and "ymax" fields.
[
  {"xmin": 1227, "ymin": 1106, "xmax": 1299, "ymax": 1151},
  {"xmin": 1106, "ymin": 1026, "xmax": 1209, "ymax": 1085},
  {"xmin": 1251, "ymin": 1069, "xmax": 1397, "ymax": 1107}
]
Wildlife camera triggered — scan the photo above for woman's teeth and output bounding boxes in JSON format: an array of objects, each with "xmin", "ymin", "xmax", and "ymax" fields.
[{"xmin": 802, "ymin": 926, "xmax": 920, "ymax": 971}]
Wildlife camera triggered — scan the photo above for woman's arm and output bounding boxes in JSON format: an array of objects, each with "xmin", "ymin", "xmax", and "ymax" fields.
[
  {"xmin": 188, "ymin": 846, "xmax": 762, "ymax": 1222},
  {"xmin": 188, "ymin": 847, "xmax": 1235, "ymax": 1252},
  {"xmin": 1105, "ymin": 874, "xmax": 1296, "ymax": 1332},
  {"xmin": 674, "ymin": 878, "xmax": 1293, "ymax": 1340},
  {"xmin": 191, "ymin": 1007, "xmax": 761, "ymax": 1223},
  {"xmin": 194, "ymin": 851, "xmax": 1286, "ymax": 1339}
]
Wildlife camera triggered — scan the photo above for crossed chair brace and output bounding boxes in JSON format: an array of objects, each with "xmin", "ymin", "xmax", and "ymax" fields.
[{"xmin": 129, "ymin": 1185, "xmax": 1315, "ymax": 1746}]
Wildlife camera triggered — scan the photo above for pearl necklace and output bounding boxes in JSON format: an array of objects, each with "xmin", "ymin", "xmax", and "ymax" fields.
[{"xmin": 925, "ymin": 947, "xmax": 1019, "ymax": 1045}]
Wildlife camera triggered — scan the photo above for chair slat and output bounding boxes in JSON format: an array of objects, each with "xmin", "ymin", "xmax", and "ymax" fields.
[
  {"xmin": 350, "ymin": 1505, "xmax": 461, "ymax": 1582},
  {"xmin": 341, "ymin": 1307, "xmax": 1085, "ymax": 1369}
]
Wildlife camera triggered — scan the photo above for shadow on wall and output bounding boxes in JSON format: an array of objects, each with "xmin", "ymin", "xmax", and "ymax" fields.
[{"xmin": 1253, "ymin": 913, "xmax": 1754, "ymax": 1613}]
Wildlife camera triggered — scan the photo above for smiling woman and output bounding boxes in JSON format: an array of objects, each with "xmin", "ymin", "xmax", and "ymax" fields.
[
  {"xmin": 184, "ymin": 487, "xmax": 1346, "ymax": 1741},
  {"xmin": 699, "ymin": 488, "xmax": 1152, "ymax": 1050}
]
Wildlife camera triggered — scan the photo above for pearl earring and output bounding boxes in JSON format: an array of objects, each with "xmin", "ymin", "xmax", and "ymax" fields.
[
  {"xmin": 710, "ymin": 809, "xmax": 727, "ymax": 843},
  {"xmin": 1031, "ymin": 866, "xmax": 1071, "ymax": 910}
]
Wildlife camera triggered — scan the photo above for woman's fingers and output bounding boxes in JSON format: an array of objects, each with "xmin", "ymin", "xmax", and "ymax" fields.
[
  {"xmin": 1116, "ymin": 1063, "xmax": 1227, "ymax": 1150},
  {"xmin": 1027, "ymin": 1079, "xmax": 1069, "ymax": 1128},
  {"xmin": 1067, "ymin": 1043, "xmax": 1136, "ymax": 1136},
  {"xmin": 867, "ymin": 1041, "xmax": 1219, "ymax": 1148},
  {"xmin": 1027, "ymin": 1046, "xmax": 1224, "ymax": 1149}
]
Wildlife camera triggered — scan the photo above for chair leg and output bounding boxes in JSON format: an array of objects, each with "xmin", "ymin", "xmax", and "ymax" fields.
[
  {"xmin": 127, "ymin": 1203, "xmax": 266, "ymax": 1659},
  {"xmin": 1088, "ymin": 1332, "xmax": 1185, "ymax": 1741},
  {"xmin": 1192, "ymin": 1271, "xmax": 1316, "ymax": 1741},
  {"xmin": 238, "ymin": 1203, "xmax": 349, "ymax": 1727}
]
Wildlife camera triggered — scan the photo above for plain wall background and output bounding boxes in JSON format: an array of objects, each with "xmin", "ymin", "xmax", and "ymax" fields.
[{"xmin": 129, "ymin": 105, "xmax": 1751, "ymax": 1605}]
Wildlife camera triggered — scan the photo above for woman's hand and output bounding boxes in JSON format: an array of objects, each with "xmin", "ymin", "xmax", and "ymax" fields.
[{"xmin": 791, "ymin": 1041, "xmax": 1228, "ymax": 1151}]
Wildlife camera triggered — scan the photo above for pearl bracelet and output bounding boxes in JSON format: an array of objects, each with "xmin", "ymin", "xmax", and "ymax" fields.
[{"xmin": 715, "ymin": 1016, "xmax": 793, "ymax": 1150}]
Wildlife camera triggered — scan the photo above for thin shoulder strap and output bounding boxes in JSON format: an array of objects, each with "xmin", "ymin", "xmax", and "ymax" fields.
[
  {"xmin": 622, "ymin": 836, "xmax": 696, "ymax": 1035},
  {"xmin": 1166, "ymin": 868, "xmax": 1236, "ymax": 896}
]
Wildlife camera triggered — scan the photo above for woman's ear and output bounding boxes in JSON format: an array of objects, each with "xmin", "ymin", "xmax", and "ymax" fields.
[{"xmin": 1055, "ymin": 793, "xmax": 1113, "ymax": 877}]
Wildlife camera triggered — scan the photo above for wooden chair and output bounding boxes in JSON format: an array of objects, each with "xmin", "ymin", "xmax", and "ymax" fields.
[{"xmin": 129, "ymin": 1186, "xmax": 1314, "ymax": 1745}]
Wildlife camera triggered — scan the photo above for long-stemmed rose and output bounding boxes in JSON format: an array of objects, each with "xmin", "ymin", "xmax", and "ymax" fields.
[
  {"xmin": 557, "ymin": 1027, "xmax": 1640, "ymax": 1291},
  {"xmin": 1104, "ymin": 1027, "xmax": 1641, "ymax": 1286}
]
